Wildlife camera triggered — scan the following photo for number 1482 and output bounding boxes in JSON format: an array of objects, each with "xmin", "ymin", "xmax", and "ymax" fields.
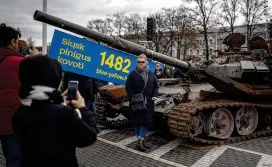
[{"xmin": 100, "ymin": 52, "xmax": 131, "ymax": 73}]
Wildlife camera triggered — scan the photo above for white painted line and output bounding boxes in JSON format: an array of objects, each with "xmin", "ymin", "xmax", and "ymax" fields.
[
  {"xmin": 98, "ymin": 137, "xmax": 187, "ymax": 167},
  {"xmin": 97, "ymin": 129, "xmax": 116, "ymax": 137},
  {"xmin": 227, "ymin": 146, "xmax": 272, "ymax": 157},
  {"xmin": 257, "ymin": 155, "xmax": 272, "ymax": 167},
  {"xmin": 149, "ymin": 139, "xmax": 180, "ymax": 158},
  {"xmin": 117, "ymin": 131, "xmax": 156, "ymax": 146},
  {"xmin": 191, "ymin": 146, "xmax": 228, "ymax": 167}
]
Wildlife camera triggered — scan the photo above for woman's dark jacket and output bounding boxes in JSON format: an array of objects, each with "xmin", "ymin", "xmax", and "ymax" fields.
[
  {"xmin": 12, "ymin": 100, "xmax": 98, "ymax": 167},
  {"xmin": 125, "ymin": 69, "xmax": 159, "ymax": 127},
  {"xmin": 154, "ymin": 68, "xmax": 163, "ymax": 79}
]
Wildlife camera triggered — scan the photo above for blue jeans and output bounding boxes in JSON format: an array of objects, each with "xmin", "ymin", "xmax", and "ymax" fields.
[
  {"xmin": 135, "ymin": 126, "xmax": 147, "ymax": 140},
  {"xmin": 85, "ymin": 100, "xmax": 96, "ymax": 114},
  {"xmin": 0, "ymin": 135, "xmax": 21, "ymax": 167}
]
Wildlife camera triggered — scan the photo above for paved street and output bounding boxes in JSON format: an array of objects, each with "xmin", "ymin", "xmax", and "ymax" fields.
[{"xmin": 1, "ymin": 127, "xmax": 272, "ymax": 167}]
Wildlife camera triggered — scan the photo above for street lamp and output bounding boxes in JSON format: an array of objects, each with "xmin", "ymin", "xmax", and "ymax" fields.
[{"xmin": 42, "ymin": 0, "xmax": 47, "ymax": 55}]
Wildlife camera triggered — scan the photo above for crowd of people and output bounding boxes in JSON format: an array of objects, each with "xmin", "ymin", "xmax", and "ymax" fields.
[
  {"xmin": 0, "ymin": 22, "xmax": 185, "ymax": 167},
  {"xmin": 0, "ymin": 23, "xmax": 99, "ymax": 167}
]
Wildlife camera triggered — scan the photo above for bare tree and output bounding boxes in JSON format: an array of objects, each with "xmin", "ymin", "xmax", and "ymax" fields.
[
  {"xmin": 27, "ymin": 37, "xmax": 35, "ymax": 47},
  {"xmin": 174, "ymin": 6, "xmax": 197, "ymax": 60},
  {"xmin": 124, "ymin": 13, "xmax": 145, "ymax": 42},
  {"xmin": 107, "ymin": 12, "xmax": 126, "ymax": 37},
  {"xmin": 87, "ymin": 19, "xmax": 107, "ymax": 33},
  {"xmin": 219, "ymin": 0, "xmax": 241, "ymax": 34},
  {"xmin": 186, "ymin": 0, "xmax": 219, "ymax": 60},
  {"xmin": 240, "ymin": 0, "xmax": 269, "ymax": 49},
  {"xmin": 162, "ymin": 7, "xmax": 178, "ymax": 57}
]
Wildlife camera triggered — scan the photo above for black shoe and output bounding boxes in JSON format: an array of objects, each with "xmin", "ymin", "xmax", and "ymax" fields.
[
  {"xmin": 143, "ymin": 140, "xmax": 150, "ymax": 149},
  {"xmin": 136, "ymin": 140, "xmax": 147, "ymax": 152}
]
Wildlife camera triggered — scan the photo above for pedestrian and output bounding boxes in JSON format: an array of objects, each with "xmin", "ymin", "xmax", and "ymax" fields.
[
  {"xmin": 125, "ymin": 54, "xmax": 159, "ymax": 152},
  {"xmin": 63, "ymin": 72, "xmax": 99, "ymax": 114},
  {"xmin": 163, "ymin": 65, "xmax": 173, "ymax": 78},
  {"xmin": 173, "ymin": 68, "xmax": 183, "ymax": 78},
  {"xmin": 154, "ymin": 62, "xmax": 163, "ymax": 79},
  {"xmin": 0, "ymin": 23, "xmax": 38, "ymax": 167},
  {"xmin": 12, "ymin": 56, "xmax": 98, "ymax": 167}
]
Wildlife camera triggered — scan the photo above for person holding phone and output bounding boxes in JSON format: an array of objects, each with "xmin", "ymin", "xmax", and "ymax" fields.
[
  {"xmin": 12, "ymin": 56, "xmax": 98, "ymax": 167},
  {"xmin": 62, "ymin": 72, "xmax": 99, "ymax": 114}
]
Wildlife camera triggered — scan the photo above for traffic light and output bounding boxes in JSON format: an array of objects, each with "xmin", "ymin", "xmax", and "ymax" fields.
[{"xmin": 147, "ymin": 17, "xmax": 155, "ymax": 41}]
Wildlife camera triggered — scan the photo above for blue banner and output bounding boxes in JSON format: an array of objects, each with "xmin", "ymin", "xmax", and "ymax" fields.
[{"xmin": 49, "ymin": 30, "xmax": 156, "ymax": 85}]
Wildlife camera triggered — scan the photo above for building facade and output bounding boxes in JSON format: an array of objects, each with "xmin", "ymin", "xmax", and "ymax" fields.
[{"xmin": 123, "ymin": 22, "xmax": 269, "ymax": 61}]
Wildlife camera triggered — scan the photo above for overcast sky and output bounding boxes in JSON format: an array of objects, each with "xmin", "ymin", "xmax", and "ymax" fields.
[{"xmin": 1, "ymin": 0, "xmax": 272, "ymax": 46}]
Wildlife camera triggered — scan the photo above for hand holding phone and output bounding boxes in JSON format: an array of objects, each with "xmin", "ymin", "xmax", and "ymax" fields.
[{"xmin": 62, "ymin": 91, "xmax": 86, "ymax": 109}]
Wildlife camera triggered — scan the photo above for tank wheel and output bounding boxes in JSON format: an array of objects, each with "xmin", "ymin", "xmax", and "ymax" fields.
[
  {"xmin": 204, "ymin": 108, "xmax": 234, "ymax": 139},
  {"xmin": 190, "ymin": 114, "xmax": 203, "ymax": 136},
  {"xmin": 234, "ymin": 107, "xmax": 258, "ymax": 135}
]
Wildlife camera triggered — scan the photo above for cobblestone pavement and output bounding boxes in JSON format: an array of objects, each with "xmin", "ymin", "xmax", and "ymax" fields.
[{"xmin": 1, "ymin": 128, "xmax": 272, "ymax": 167}]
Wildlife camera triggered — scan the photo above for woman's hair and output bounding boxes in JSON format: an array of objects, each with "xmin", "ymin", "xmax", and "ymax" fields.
[
  {"xmin": 19, "ymin": 56, "xmax": 63, "ymax": 90},
  {"xmin": 0, "ymin": 23, "xmax": 21, "ymax": 47},
  {"xmin": 137, "ymin": 54, "xmax": 147, "ymax": 60}
]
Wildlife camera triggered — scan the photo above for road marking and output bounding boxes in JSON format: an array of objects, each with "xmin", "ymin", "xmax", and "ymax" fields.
[
  {"xmin": 98, "ymin": 137, "xmax": 186, "ymax": 167},
  {"xmin": 227, "ymin": 146, "xmax": 272, "ymax": 157},
  {"xmin": 191, "ymin": 146, "xmax": 228, "ymax": 167},
  {"xmin": 97, "ymin": 129, "xmax": 116, "ymax": 137},
  {"xmin": 116, "ymin": 131, "xmax": 156, "ymax": 146},
  {"xmin": 257, "ymin": 155, "xmax": 272, "ymax": 167},
  {"xmin": 149, "ymin": 139, "xmax": 180, "ymax": 158}
]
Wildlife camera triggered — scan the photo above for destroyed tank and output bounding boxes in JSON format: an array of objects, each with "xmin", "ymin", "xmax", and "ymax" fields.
[{"xmin": 34, "ymin": 10, "xmax": 272, "ymax": 145}]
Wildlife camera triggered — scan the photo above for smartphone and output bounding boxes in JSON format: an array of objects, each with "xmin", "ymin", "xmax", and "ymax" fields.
[
  {"xmin": 67, "ymin": 81, "xmax": 78, "ymax": 100},
  {"xmin": 19, "ymin": 46, "xmax": 30, "ymax": 56}
]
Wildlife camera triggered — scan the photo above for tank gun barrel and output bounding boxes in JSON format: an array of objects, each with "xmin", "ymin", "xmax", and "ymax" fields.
[{"xmin": 33, "ymin": 10, "xmax": 198, "ymax": 74}]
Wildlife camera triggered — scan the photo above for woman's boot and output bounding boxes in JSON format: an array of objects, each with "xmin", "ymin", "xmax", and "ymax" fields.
[
  {"xmin": 143, "ymin": 140, "xmax": 150, "ymax": 149},
  {"xmin": 136, "ymin": 139, "xmax": 146, "ymax": 152}
]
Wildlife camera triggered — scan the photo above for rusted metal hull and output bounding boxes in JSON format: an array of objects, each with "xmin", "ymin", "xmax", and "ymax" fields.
[{"xmin": 168, "ymin": 99, "xmax": 272, "ymax": 145}]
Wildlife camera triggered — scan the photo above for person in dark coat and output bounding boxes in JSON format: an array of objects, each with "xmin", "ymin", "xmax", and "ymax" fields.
[
  {"xmin": 154, "ymin": 61, "xmax": 163, "ymax": 79},
  {"xmin": 163, "ymin": 65, "xmax": 173, "ymax": 78},
  {"xmin": 0, "ymin": 23, "xmax": 38, "ymax": 167},
  {"xmin": 12, "ymin": 56, "xmax": 98, "ymax": 167},
  {"xmin": 125, "ymin": 54, "xmax": 159, "ymax": 152},
  {"xmin": 173, "ymin": 68, "xmax": 184, "ymax": 78},
  {"xmin": 62, "ymin": 72, "xmax": 99, "ymax": 114}
]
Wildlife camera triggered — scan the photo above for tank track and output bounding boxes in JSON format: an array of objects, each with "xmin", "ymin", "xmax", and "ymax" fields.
[
  {"xmin": 168, "ymin": 99, "xmax": 272, "ymax": 145},
  {"xmin": 96, "ymin": 96, "xmax": 130, "ymax": 128}
]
